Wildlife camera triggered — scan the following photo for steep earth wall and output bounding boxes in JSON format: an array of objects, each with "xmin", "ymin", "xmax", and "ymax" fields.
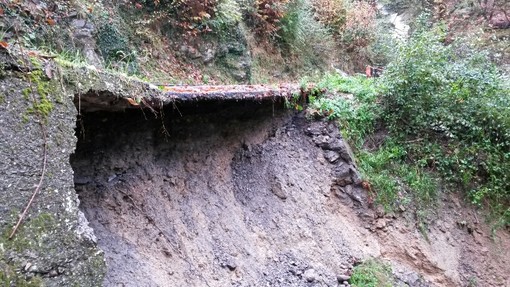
[{"xmin": 71, "ymin": 102, "xmax": 375, "ymax": 287}]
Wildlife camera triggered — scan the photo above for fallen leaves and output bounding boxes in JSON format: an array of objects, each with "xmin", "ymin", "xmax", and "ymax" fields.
[
  {"xmin": 0, "ymin": 41, "xmax": 8, "ymax": 49},
  {"xmin": 46, "ymin": 18, "xmax": 56, "ymax": 26}
]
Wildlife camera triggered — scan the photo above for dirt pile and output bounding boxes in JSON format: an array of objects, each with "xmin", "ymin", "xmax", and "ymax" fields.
[{"xmin": 71, "ymin": 100, "xmax": 510, "ymax": 286}]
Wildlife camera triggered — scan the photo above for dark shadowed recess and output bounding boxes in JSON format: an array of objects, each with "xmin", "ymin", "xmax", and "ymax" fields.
[
  {"xmin": 68, "ymin": 98, "xmax": 290, "ymax": 286},
  {"xmin": 71, "ymin": 98, "xmax": 287, "ymax": 157}
]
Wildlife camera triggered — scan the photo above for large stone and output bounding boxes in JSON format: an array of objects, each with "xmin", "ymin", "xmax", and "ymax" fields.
[
  {"xmin": 71, "ymin": 19, "xmax": 103, "ymax": 67},
  {"xmin": 337, "ymin": 274, "xmax": 351, "ymax": 282},
  {"xmin": 271, "ymin": 177, "xmax": 288, "ymax": 200},
  {"xmin": 489, "ymin": 11, "xmax": 510, "ymax": 29},
  {"xmin": 324, "ymin": 150, "xmax": 341, "ymax": 163},
  {"xmin": 303, "ymin": 268, "xmax": 319, "ymax": 282}
]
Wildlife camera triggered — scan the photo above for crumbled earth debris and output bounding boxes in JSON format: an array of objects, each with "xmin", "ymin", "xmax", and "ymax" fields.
[{"xmin": 71, "ymin": 98, "xmax": 509, "ymax": 286}]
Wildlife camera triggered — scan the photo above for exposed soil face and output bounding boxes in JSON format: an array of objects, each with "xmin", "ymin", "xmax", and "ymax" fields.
[{"xmin": 71, "ymin": 102, "xmax": 510, "ymax": 287}]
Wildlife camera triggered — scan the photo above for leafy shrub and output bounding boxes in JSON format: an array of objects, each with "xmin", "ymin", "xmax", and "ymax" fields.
[
  {"xmin": 96, "ymin": 24, "xmax": 129, "ymax": 61},
  {"xmin": 278, "ymin": 0, "xmax": 335, "ymax": 67},
  {"xmin": 245, "ymin": 0, "xmax": 290, "ymax": 36},
  {"xmin": 349, "ymin": 259, "xmax": 394, "ymax": 287},
  {"xmin": 340, "ymin": 1, "xmax": 377, "ymax": 50},
  {"xmin": 380, "ymin": 16, "xmax": 510, "ymax": 224},
  {"xmin": 96, "ymin": 24, "xmax": 139, "ymax": 74},
  {"xmin": 207, "ymin": 0, "xmax": 243, "ymax": 32},
  {"xmin": 312, "ymin": 0, "xmax": 346, "ymax": 32}
]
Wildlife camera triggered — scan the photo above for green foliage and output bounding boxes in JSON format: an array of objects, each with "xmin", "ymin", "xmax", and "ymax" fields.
[
  {"xmin": 380, "ymin": 16, "xmax": 510, "ymax": 225},
  {"xmin": 364, "ymin": 22, "xmax": 399, "ymax": 66},
  {"xmin": 54, "ymin": 50, "xmax": 88, "ymax": 68},
  {"xmin": 278, "ymin": 0, "xmax": 334, "ymax": 67},
  {"xmin": 309, "ymin": 72, "xmax": 439, "ymax": 214},
  {"xmin": 285, "ymin": 92, "xmax": 305, "ymax": 111},
  {"xmin": 207, "ymin": 0, "xmax": 243, "ymax": 32},
  {"xmin": 96, "ymin": 24, "xmax": 138, "ymax": 74},
  {"xmin": 357, "ymin": 141, "xmax": 437, "ymax": 211},
  {"xmin": 96, "ymin": 24, "xmax": 129, "ymax": 61},
  {"xmin": 349, "ymin": 259, "xmax": 394, "ymax": 287},
  {"xmin": 357, "ymin": 144, "xmax": 404, "ymax": 209},
  {"xmin": 0, "ymin": 269, "xmax": 42, "ymax": 287},
  {"xmin": 310, "ymin": 74, "xmax": 379, "ymax": 148}
]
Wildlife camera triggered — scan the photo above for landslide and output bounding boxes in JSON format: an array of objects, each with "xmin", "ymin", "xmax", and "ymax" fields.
[
  {"xmin": 70, "ymin": 101, "xmax": 375, "ymax": 286},
  {"xmin": 70, "ymin": 100, "xmax": 510, "ymax": 287}
]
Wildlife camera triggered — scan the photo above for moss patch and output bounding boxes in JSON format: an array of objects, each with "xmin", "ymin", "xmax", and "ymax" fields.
[
  {"xmin": 0, "ymin": 214, "xmax": 55, "ymax": 287},
  {"xmin": 0, "ymin": 268, "xmax": 43, "ymax": 287},
  {"xmin": 23, "ymin": 69, "xmax": 55, "ymax": 122}
]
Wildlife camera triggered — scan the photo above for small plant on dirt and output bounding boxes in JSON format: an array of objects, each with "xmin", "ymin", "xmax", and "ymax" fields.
[
  {"xmin": 349, "ymin": 259, "xmax": 394, "ymax": 287},
  {"xmin": 468, "ymin": 276, "xmax": 478, "ymax": 287},
  {"xmin": 357, "ymin": 143, "xmax": 405, "ymax": 209}
]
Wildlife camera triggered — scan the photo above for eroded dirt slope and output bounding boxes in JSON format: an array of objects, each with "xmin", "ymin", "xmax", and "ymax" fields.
[{"xmin": 71, "ymin": 102, "xmax": 510, "ymax": 287}]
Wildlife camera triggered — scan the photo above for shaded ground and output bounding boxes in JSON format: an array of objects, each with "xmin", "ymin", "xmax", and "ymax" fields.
[{"xmin": 70, "ymin": 100, "xmax": 510, "ymax": 287}]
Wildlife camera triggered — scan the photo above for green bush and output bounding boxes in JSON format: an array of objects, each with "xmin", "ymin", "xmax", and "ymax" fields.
[
  {"xmin": 96, "ymin": 24, "xmax": 129, "ymax": 62},
  {"xmin": 310, "ymin": 74, "xmax": 379, "ymax": 148},
  {"xmin": 207, "ymin": 0, "xmax": 243, "ymax": 32},
  {"xmin": 278, "ymin": 0, "xmax": 335, "ymax": 67},
  {"xmin": 380, "ymin": 16, "xmax": 510, "ymax": 224},
  {"xmin": 357, "ymin": 141, "xmax": 437, "ymax": 211},
  {"xmin": 349, "ymin": 259, "xmax": 394, "ymax": 287}
]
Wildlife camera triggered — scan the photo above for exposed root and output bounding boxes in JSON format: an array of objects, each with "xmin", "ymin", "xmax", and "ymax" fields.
[{"xmin": 9, "ymin": 125, "xmax": 48, "ymax": 239}]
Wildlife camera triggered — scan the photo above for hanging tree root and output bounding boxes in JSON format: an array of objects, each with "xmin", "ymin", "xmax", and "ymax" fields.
[{"xmin": 9, "ymin": 122, "xmax": 48, "ymax": 239}]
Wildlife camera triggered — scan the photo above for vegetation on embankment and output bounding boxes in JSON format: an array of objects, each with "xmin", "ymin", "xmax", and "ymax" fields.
[
  {"xmin": 309, "ymin": 18, "xmax": 510, "ymax": 228},
  {"xmin": 0, "ymin": 0, "xmax": 383, "ymax": 84}
]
